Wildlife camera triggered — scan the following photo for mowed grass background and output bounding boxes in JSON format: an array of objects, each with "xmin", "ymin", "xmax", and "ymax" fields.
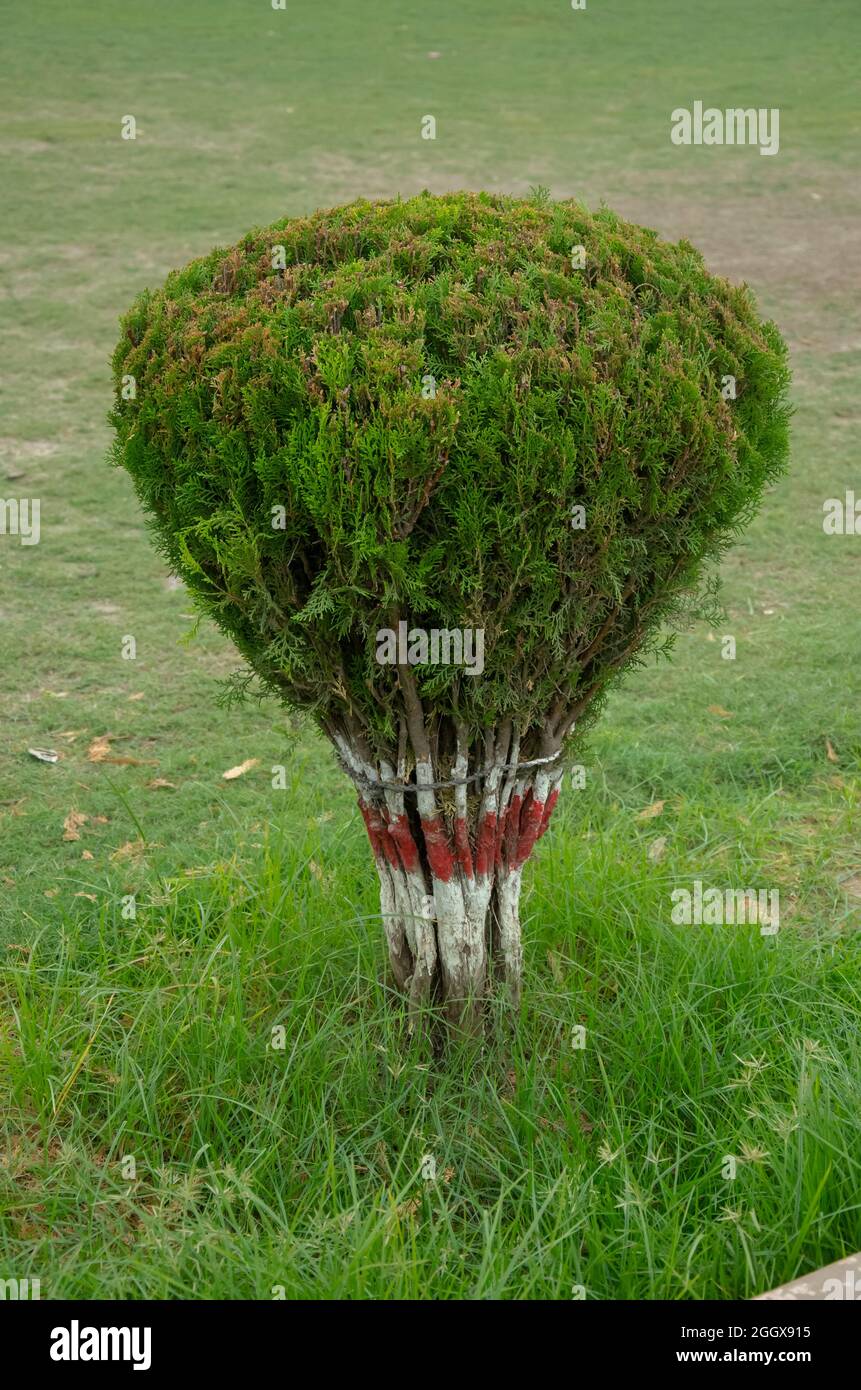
[{"xmin": 1, "ymin": 0, "xmax": 859, "ymax": 1299}]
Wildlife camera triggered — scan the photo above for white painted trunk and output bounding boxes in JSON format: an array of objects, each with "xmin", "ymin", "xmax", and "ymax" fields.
[
  {"xmin": 329, "ymin": 720, "xmax": 562, "ymax": 1030},
  {"xmin": 375, "ymin": 859, "xmax": 524, "ymax": 1026}
]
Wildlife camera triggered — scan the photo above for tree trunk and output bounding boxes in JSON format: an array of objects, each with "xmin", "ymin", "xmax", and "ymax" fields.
[{"xmin": 328, "ymin": 707, "xmax": 563, "ymax": 1031}]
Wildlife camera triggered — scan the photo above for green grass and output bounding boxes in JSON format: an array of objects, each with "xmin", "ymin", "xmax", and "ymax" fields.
[
  {"xmin": 1, "ymin": 0, "xmax": 860, "ymax": 1299},
  {"xmin": 3, "ymin": 781, "xmax": 860, "ymax": 1298}
]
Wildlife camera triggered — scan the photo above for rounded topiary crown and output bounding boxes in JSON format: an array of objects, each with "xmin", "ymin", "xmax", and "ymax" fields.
[{"xmin": 110, "ymin": 190, "xmax": 790, "ymax": 763}]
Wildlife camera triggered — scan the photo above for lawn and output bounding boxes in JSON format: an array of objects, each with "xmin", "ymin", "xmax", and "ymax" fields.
[{"xmin": 1, "ymin": 0, "xmax": 859, "ymax": 1299}]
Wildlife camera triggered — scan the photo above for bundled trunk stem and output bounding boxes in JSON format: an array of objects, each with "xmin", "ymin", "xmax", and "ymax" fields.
[{"xmin": 328, "ymin": 686, "xmax": 563, "ymax": 1030}]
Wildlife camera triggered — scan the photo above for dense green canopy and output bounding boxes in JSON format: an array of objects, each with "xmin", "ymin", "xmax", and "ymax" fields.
[{"xmin": 110, "ymin": 190, "xmax": 790, "ymax": 755}]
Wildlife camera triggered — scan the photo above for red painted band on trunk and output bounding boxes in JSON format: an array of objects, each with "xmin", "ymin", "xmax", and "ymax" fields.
[
  {"xmin": 504, "ymin": 793, "xmax": 523, "ymax": 865},
  {"xmin": 475, "ymin": 809, "xmax": 498, "ymax": 877},
  {"xmin": 454, "ymin": 816, "xmax": 474, "ymax": 880},
  {"xmin": 535, "ymin": 788, "xmax": 559, "ymax": 843},
  {"xmin": 370, "ymin": 804, "xmax": 401, "ymax": 870},
  {"xmin": 494, "ymin": 806, "xmax": 509, "ymax": 870},
  {"xmin": 421, "ymin": 815, "xmax": 454, "ymax": 882},
  {"xmin": 378, "ymin": 816, "xmax": 402, "ymax": 871},
  {"xmin": 515, "ymin": 794, "xmax": 546, "ymax": 868},
  {"xmin": 387, "ymin": 812, "xmax": 422, "ymax": 875},
  {"xmin": 358, "ymin": 800, "xmax": 386, "ymax": 866}
]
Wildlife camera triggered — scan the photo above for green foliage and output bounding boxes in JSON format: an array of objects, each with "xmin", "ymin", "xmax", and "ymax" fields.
[{"xmin": 110, "ymin": 191, "xmax": 790, "ymax": 751}]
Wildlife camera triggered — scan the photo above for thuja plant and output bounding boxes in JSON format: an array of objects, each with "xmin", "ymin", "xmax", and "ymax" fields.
[{"xmin": 110, "ymin": 191, "xmax": 790, "ymax": 1028}]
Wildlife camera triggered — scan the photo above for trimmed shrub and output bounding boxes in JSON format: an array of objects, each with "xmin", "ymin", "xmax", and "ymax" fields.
[{"xmin": 110, "ymin": 190, "xmax": 791, "ymax": 1026}]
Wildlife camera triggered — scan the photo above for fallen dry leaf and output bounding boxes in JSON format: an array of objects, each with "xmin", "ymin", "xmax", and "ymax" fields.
[
  {"xmin": 127, "ymin": 692, "xmax": 145, "ymax": 701},
  {"xmin": 222, "ymin": 758, "xmax": 259, "ymax": 780},
  {"xmin": 75, "ymin": 892, "xmax": 97, "ymax": 902},
  {"xmin": 111, "ymin": 839, "xmax": 146, "ymax": 863},
  {"xmin": 146, "ymin": 778, "xmax": 176, "ymax": 790},
  {"xmin": 708, "ymin": 705, "xmax": 733, "ymax": 718},
  {"xmin": 637, "ymin": 799, "xmax": 665, "ymax": 822},
  {"xmin": 44, "ymin": 888, "xmax": 59, "ymax": 898},
  {"xmin": 87, "ymin": 734, "xmax": 113, "ymax": 762},
  {"xmin": 62, "ymin": 809, "xmax": 88, "ymax": 842},
  {"xmin": 81, "ymin": 849, "xmax": 94, "ymax": 860},
  {"xmin": 826, "ymin": 739, "xmax": 839, "ymax": 764},
  {"xmin": 648, "ymin": 835, "xmax": 668, "ymax": 862}
]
